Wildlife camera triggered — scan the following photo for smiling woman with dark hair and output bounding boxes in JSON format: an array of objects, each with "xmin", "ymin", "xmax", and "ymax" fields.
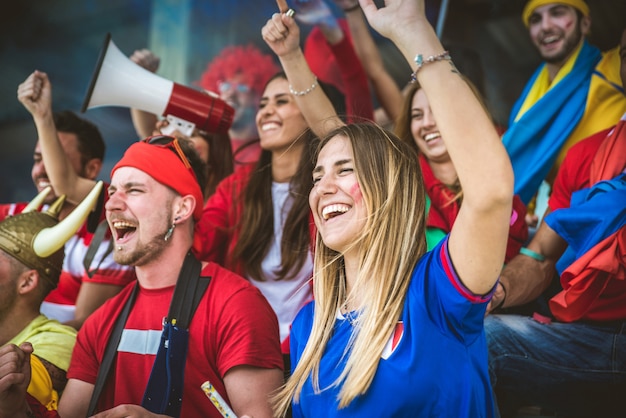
[{"xmin": 196, "ymin": 71, "xmax": 345, "ymax": 353}]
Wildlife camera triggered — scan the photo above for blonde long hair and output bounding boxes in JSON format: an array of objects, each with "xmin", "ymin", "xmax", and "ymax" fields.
[{"xmin": 273, "ymin": 123, "xmax": 428, "ymax": 415}]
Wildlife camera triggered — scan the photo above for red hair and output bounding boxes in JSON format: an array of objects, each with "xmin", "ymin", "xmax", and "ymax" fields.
[{"xmin": 198, "ymin": 44, "xmax": 280, "ymax": 95}]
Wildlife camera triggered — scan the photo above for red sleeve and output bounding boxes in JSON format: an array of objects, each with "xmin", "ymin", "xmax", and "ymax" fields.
[
  {"xmin": 548, "ymin": 127, "xmax": 611, "ymax": 211},
  {"xmin": 195, "ymin": 167, "xmax": 250, "ymax": 263},
  {"xmin": 327, "ymin": 25, "xmax": 374, "ymax": 122},
  {"xmin": 205, "ymin": 264, "xmax": 283, "ymax": 376},
  {"xmin": 0, "ymin": 203, "xmax": 12, "ymax": 221}
]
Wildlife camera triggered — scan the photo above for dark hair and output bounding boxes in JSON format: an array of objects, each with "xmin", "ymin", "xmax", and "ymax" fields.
[
  {"xmin": 262, "ymin": 72, "xmax": 347, "ymax": 117},
  {"xmin": 53, "ymin": 111, "xmax": 105, "ymax": 165},
  {"xmin": 196, "ymin": 131, "xmax": 234, "ymax": 197},
  {"xmin": 230, "ymin": 72, "xmax": 316, "ymax": 281},
  {"xmin": 172, "ymin": 137, "xmax": 210, "ymax": 200},
  {"xmin": 318, "ymin": 79, "xmax": 347, "ymax": 121},
  {"xmin": 230, "ymin": 130, "xmax": 316, "ymax": 282}
]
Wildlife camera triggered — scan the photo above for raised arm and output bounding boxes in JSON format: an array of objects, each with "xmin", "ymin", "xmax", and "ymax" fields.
[
  {"xmin": 335, "ymin": 0, "xmax": 403, "ymax": 122},
  {"xmin": 360, "ymin": 0, "xmax": 513, "ymax": 295},
  {"xmin": 261, "ymin": 11, "xmax": 344, "ymax": 137},
  {"xmin": 17, "ymin": 71, "xmax": 99, "ymax": 205},
  {"xmin": 293, "ymin": 0, "xmax": 374, "ymax": 121},
  {"xmin": 129, "ymin": 49, "xmax": 161, "ymax": 139}
]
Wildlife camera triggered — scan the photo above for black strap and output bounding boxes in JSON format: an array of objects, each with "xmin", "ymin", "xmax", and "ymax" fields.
[
  {"xmin": 87, "ymin": 282, "xmax": 138, "ymax": 416},
  {"xmin": 83, "ymin": 219, "xmax": 114, "ymax": 279},
  {"xmin": 167, "ymin": 252, "xmax": 206, "ymax": 328},
  {"xmin": 86, "ymin": 252, "xmax": 211, "ymax": 416}
]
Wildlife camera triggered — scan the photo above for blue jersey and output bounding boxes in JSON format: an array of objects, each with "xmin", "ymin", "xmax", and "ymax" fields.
[{"xmin": 290, "ymin": 239, "xmax": 496, "ymax": 417}]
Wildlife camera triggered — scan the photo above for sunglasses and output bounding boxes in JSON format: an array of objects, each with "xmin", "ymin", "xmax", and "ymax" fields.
[
  {"xmin": 217, "ymin": 81, "xmax": 251, "ymax": 94},
  {"xmin": 143, "ymin": 135, "xmax": 195, "ymax": 175}
]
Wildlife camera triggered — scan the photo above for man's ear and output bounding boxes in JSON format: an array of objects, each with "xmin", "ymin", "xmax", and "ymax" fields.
[
  {"xmin": 84, "ymin": 158, "xmax": 103, "ymax": 180},
  {"xmin": 580, "ymin": 15, "xmax": 592, "ymax": 36},
  {"xmin": 17, "ymin": 270, "xmax": 39, "ymax": 295},
  {"xmin": 173, "ymin": 195, "xmax": 196, "ymax": 223}
]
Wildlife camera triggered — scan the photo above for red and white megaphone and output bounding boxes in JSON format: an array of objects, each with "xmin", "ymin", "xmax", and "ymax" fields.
[{"xmin": 82, "ymin": 33, "xmax": 234, "ymax": 136}]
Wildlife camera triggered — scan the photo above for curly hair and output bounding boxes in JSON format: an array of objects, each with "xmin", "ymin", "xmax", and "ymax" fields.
[{"xmin": 198, "ymin": 44, "xmax": 280, "ymax": 96}]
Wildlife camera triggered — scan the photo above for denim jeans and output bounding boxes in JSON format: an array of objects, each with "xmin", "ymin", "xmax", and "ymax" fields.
[{"xmin": 485, "ymin": 314, "xmax": 626, "ymax": 417}]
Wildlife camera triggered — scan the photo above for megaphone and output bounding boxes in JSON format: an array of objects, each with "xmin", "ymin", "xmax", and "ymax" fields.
[{"xmin": 82, "ymin": 33, "xmax": 234, "ymax": 136}]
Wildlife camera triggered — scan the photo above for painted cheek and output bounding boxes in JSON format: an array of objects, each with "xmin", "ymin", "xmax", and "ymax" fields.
[{"xmin": 349, "ymin": 183, "xmax": 363, "ymax": 204}]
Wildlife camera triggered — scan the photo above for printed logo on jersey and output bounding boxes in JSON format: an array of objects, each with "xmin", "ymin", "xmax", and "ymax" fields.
[{"xmin": 381, "ymin": 321, "xmax": 404, "ymax": 360}]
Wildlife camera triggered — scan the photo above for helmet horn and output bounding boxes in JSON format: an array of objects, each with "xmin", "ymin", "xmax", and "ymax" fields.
[
  {"xmin": 22, "ymin": 186, "xmax": 52, "ymax": 213},
  {"xmin": 33, "ymin": 181, "xmax": 104, "ymax": 258}
]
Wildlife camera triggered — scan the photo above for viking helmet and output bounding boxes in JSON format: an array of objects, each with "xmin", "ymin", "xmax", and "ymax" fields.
[{"xmin": 0, "ymin": 181, "xmax": 103, "ymax": 286}]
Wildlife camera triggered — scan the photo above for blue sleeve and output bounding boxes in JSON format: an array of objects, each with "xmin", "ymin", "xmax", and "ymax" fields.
[{"xmin": 410, "ymin": 238, "xmax": 495, "ymax": 344}]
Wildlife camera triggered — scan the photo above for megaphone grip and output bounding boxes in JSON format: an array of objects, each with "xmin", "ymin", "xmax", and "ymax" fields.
[{"xmin": 165, "ymin": 84, "xmax": 234, "ymax": 135}]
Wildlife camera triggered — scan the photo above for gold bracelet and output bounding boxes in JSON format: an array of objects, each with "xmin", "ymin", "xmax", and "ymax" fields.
[{"xmin": 289, "ymin": 77, "xmax": 318, "ymax": 96}]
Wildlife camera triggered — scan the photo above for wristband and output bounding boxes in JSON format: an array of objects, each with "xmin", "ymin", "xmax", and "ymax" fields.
[{"xmin": 519, "ymin": 247, "xmax": 545, "ymax": 262}]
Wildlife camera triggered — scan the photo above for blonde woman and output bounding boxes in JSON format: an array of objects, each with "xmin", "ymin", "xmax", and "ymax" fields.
[{"xmin": 264, "ymin": 0, "xmax": 513, "ymax": 416}]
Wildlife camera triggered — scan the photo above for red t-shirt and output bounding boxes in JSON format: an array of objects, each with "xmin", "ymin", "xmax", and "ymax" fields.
[
  {"xmin": 548, "ymin": 127, "xmax": 613, "ymax": 212},
  {"xmin": 68, "ymin": 261, "xmax": 283, "ymax": 417}
]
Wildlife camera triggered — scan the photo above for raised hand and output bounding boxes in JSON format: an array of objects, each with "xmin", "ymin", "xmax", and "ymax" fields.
[
  {"xmin": 358, "ymin": 0, "xmax": 425, "ymax": 43},
  {"xmin": 292, "ymin": 0, "xmax": 336, "ymax": 27},
  {"xmin": 129, "ymin": 48, "xmax": 160, "ymax": 73},
  {"xmin": 17, "ymin": 70, "xmax": 52, "ymax": 120},
  {"xmin": 261, "ymin": 11, "xmax": 301, "ymax": 59}
]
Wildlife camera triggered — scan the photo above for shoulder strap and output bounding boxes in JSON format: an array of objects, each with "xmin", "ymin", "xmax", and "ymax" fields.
[
  {"xmin": 141, "ymin": 252, "xmax": 211, "ymax": 417},
  {"xmin": 87, "ymin": 283, "xmax": 139, "ymax": 416},
  {"xmin": 83, "ymin": 219, "xmax": 114, "ymax": 279},
  {"xmin": 167, "ymin": 252, "xmax": 209, "ymax": 329},
  {"xmin": 87, "ymin": 252, "xmax": 211, "ymax": 416}
]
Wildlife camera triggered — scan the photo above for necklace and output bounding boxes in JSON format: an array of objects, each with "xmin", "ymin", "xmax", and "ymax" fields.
[
  {"xmin": 342, "ymin": 309, "xmax": 359, "ymax": 327},
  {"xmin": 340, "ymin": 298, "xmax": 360, "ymax": 326}
]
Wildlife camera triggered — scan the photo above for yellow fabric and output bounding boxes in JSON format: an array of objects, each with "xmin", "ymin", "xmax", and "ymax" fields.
[
  {"xmin": 28, "ymin": 354, "xmax": 59, "ymax": 410},
  {"xmin": 7, "ymin": 314, "xmax": 76, "ymax": 371},
  {"xmin": 522, "ymin": 0, "xmax": 590, "ymax": 26},
  {"xmin": 4, "ymin": 315, "xmax": 76, "ymax": 411},
  {"xmin": 550, "ymin": 46, "xmax": 626, "ymax": 177},
  {"xmin": 514, "ymin": 42, "xmax": 583, "ymax": 122}
]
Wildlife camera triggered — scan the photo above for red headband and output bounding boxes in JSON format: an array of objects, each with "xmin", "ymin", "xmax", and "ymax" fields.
[{"xmin": 111, "ymin": 142, "xmax": 204, "ymax": 221}]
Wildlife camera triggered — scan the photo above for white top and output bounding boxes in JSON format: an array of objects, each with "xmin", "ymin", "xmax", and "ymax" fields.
[{"xmin": 250, "ymin": 182, "xmax": 314, "ymax": 342}]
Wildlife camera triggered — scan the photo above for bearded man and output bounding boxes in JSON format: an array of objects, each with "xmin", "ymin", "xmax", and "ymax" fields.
[{"xmin": 502, "ymin": 0, "xmax": 626, "ymax": 210}]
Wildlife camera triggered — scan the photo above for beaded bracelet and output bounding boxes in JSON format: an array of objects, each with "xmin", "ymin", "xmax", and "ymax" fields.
[
  {"xmin": 343, "ymin": 3, "xmax": 360, "ymax": 12},
  {"xmin": 519, "ymin": 247, "xmax": 546, "ymax": 262},
  {"xmin": 410, "ymin": 51, "xmax": 451, "ymax": 82},
  {"xmin": 289, "ymin": 77, "xmax": 318, "ymax": 96}
]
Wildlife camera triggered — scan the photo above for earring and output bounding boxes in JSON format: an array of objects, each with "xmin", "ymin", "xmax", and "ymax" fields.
[{"xmin": 164, "ymin": 222, "xmax": 176, "ymax": 241}]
